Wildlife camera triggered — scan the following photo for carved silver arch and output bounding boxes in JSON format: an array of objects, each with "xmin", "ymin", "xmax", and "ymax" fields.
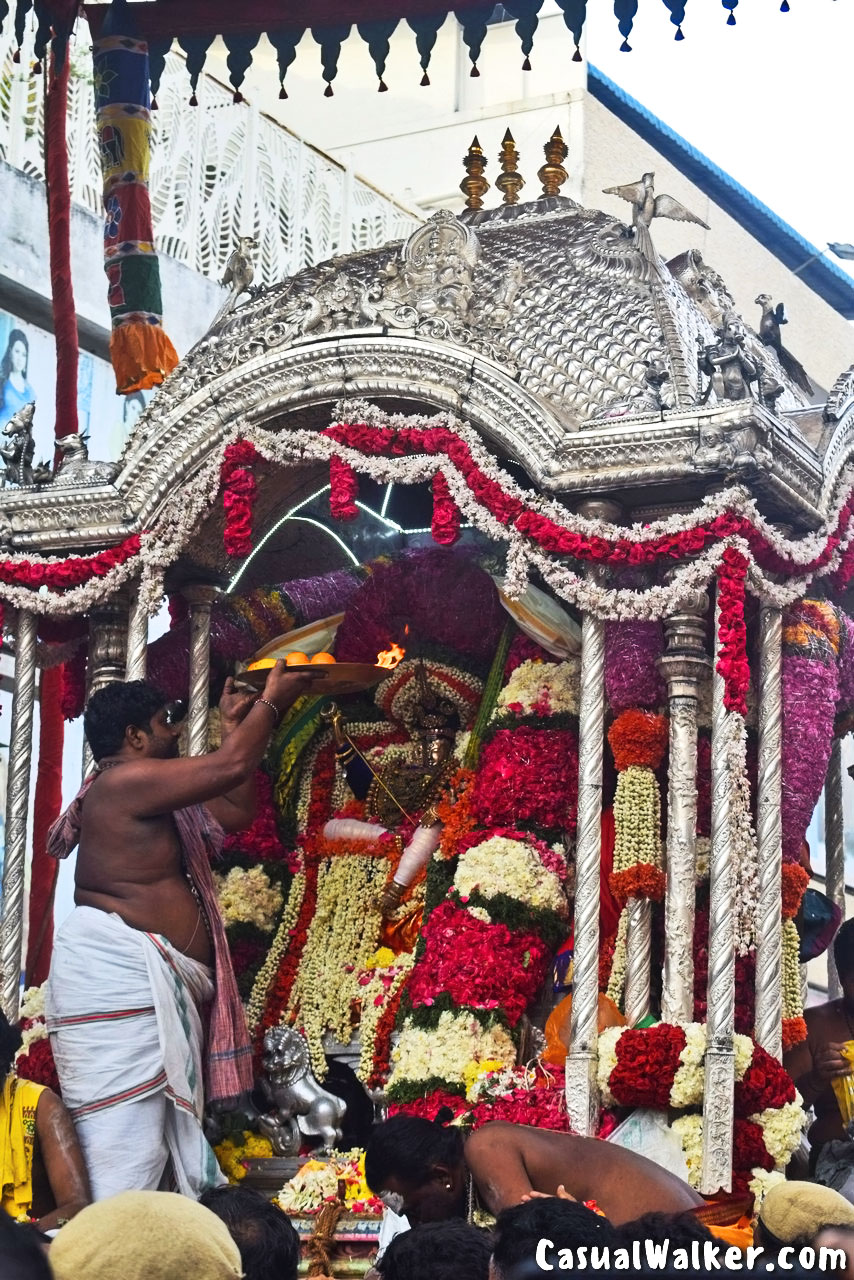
[{"xmin": 115, "ymin": 333, "xmax": 573, "ymax": 532}]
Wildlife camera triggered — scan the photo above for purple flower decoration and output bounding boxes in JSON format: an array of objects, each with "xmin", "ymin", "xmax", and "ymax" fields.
[
  {"xmin": 605, "ymin": 620, "xmax": 666, "ymax": 713},
  {"xmin": 104, "ymin": 194, "xmax": 122, "ymax": 242},
  {"xmin": 781, "ymin": 654, "xmax": 839, "ymax": 860}
]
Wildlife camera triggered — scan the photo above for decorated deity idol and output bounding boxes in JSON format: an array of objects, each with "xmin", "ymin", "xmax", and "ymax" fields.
[{"xmin": 323, "ymin": 657, "xmax": 482, "ymax": 922}]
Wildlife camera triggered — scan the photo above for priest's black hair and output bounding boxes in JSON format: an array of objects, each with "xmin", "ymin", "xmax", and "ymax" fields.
[{"xmin": 364, "ymin": 1113, "xmax": 464, "ymax": 1191}]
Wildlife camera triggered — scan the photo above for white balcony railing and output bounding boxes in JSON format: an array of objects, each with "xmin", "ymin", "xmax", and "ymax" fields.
[{"xmin": 0, "ymin": 25, "xmax": 422, "ymax": 287}]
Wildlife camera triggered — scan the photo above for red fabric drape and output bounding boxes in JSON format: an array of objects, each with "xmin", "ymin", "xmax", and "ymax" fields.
[
  {"xmin": 44, "ymin": 47, "xmax": 78, "ymax": 442},
  {"xmin": 26, "ymin": 666, "xmax": 64, "ymax": 987}
]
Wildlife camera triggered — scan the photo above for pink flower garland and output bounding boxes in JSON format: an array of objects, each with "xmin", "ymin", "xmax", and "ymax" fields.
[
  {"xmin": 716, "ymin": 548, "xmax": 749, "ymax": 715},
  {"xmin": 431, "ymin": 471, "xmax": 461, "ymax": 546},
  {"xmin": 473, "ymin": 727, "xmax": 579, "ymax": 831},
  {"xmin": 221, "ymin": 440, "xmax": 259, "ymax": 558},
  {"xmin": 408, "ymin": 901, "xmax": 550, "ymax": 1026}
]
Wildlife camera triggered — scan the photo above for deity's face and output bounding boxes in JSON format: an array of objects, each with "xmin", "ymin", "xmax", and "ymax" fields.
[
  {"xmin": 724, "ymin": 317, "xmax": 746, "ymax": 344},
  {"xmin": 415, "ymin": 733, "xmax": 453, "ymax": 768}
]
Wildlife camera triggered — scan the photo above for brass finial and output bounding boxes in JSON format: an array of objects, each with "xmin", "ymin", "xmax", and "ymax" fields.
[
  {"xmin": 460, "ymin": 135, "xmax": 489, "ymax": 211},
  {"xmin": 496, "ymin": 128, "xmax": 524, "ymax": 206},
  {"xmin": 538, "ymin": 126, "xmax": 568, "ymax": 199}
]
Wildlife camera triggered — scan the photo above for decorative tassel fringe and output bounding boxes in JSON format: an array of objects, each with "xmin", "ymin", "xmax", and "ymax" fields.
[
  {"xmin": 32, "ymin": 60, "xmax": 42, "ymax": 75},
  {"xmin": 279, "ymin": 85, "xmax": 288, "ymax": 99},
  {"xmin": 572, "ymin": 45, "xmax": 583, "ymax": 62},
  {"xmin": 522, "ymin": 55, "xmax": 531, "ymax": 70},
  {"xmin": 189, "ymin": 91, "xmax": 198, "ymax": 106},
  {"xmin": 13, "ymin": 47, "xmax": 20, "ymax": 63},
  {"xmin": 675, "ymin": 25, "xmax": 684, "ymax": 39},
  {"xmin": 470, "ymin": 63, "xmax": 479, "ymax": 77},
  {"xmin": 420, "ymin": 71, "xmax": 430, "ymax": 86},
  {"xmin": 620, "ymin": 39, "xmax": 631, "ymax": 51},
  {"xmin": 727, "ymin": 13, "xmax": 736, "ymax": 23},
  {"xmin": 324, "ymin": 83, "xmax": 334, "ymax": 97},
  {"xmin": 233, "ymin": 90, "xmax": 243, "ymax": 103},
  {"xmin": 109, "ymin": 322, "xmax": 179, "ymax": 394},
  {"xmin": 780, "ymin": 0, "xmax": 790, "ymax": 9},
  {"xmin": 151, "ymin": 95, "xmax": 158, "ymax": 110},
  {"xmin": 378, "ymin": 78, "xmax": 388, "ymax": 92}
]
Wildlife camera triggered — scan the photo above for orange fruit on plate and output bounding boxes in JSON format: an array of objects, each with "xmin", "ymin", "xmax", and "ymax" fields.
[
  {"xmin": 285, "ymin": 651, "xmax": 309, "ymax": 666},
  {"xmin": 310, "ymin": 652, "xmax": 336, "ymax": 664}
]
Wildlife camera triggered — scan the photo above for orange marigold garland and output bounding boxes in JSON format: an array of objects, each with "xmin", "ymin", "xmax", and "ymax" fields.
[
  {"xmin": 781, "ymin": 863, "xmax": 810, "ymax": 920},
  {"xmin": 608, "ymin": 710, "xmax": 667, "ymax": 903},
  {"xmin": 436, "ymin": 767, "xmax": 477, "ymax": 860}
]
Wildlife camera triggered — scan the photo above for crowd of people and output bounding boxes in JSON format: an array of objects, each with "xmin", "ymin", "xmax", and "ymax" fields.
[{"xmin": 5, "ymin": 1159, "xmax": 854, "ymax": 1279}]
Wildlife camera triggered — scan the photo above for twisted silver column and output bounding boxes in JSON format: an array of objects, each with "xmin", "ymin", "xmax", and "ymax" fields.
[
  {"xmin": 0, "ymin": 610, "xmax": 38, "ymax": 1021},
  {"xmin": 659, "ymin": 596, "xmax": 710, "ymax": 1026},
  {"xmin": 125, "ymin": 589, "xmax": 149, "ymax": 681},
  {"xmin": 185, "ymin": 586, "xmax": 218, "ymax": 757},
  {"xmin": 624, "ymin": 898, "xmax": 651, "ymax": 1026},
  {"xmin": 755, "ymin": 606, "xmax": 784, "ymax": 1056},
  {"xmin": 825, "ymin": 739, "xmax": 845, "ymax": 1003},
  {"xmin": 566, "ymin": 611, "xmax": 606, "ymax": 1135},
  {"xmin": 701, "ymin": 588, "xmax": 736, "ymax": 1194}
]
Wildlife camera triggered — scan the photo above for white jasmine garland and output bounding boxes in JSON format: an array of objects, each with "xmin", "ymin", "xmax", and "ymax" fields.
[
  {"xmin": 729, "ymin": 714, "xmax": 759, "ymax": 955},
  {"xmin": 388, "ymin": 1011, "xmax": 516, "ymax": 1089},
  {"xmin": 750, "ymin": 1099, "xmax": 806, "ymax": 1167},
  {"xmin": 596, "ymin": 1026, "xmax": 623, "ymax": 1103},
  {"xmin": 494, "ymin": 658, "xmax": 580, "ymax": 718},
  {"xmin": 214, "ymin": 865, "xmax": 283, "ymax": 932},
  {"xmin": 605, "ymin": 907, "xmax": 628, "ymax": 1009},
  {"xmin": 453, "ymin": 834, "xmax": 568, "ymax": 915}
]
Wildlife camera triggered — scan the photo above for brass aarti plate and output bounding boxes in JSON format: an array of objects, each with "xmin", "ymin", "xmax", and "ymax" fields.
[{"xmin": 235, "ymin": 662, "xmax": 387, "ymax": 696}]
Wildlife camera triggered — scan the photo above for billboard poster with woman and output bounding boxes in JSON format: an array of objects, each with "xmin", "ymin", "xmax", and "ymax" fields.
[{"xmin": 0, "ymin": 310, "xmax": 154, "ymax": 464}]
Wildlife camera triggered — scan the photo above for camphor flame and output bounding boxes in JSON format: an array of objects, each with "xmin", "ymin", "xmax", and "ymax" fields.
[{"xmin": 376, "ymin": 642, "xmax": 405, "ymax": 670}]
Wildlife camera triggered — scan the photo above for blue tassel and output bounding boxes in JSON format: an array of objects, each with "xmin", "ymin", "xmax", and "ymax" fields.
[
  {"xmin": 620, "ymin": 38, "xmax": 631, "ymax": 50},
  {"xmin": 675, "ymin": 24, "xmax": 684, "ymax": 39}
]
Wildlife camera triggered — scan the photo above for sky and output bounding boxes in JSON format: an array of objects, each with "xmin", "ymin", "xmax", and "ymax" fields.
[{"xmin": 583, "ymin": 1, "xmax": 854, "ymax": 280}]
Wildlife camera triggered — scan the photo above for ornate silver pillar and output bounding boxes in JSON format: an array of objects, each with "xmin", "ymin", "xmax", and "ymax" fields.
[
  {"xmin": 0, "ymin": 609, "xmax": 38, "ymax": 1020},
  {"xmin": 624, "ymin": 899, "xmax": 652, "ymax": 1027},
  {"xmin": 658, "ymin": 593, "xmax": 710, "ymax": 1026},
  {"xmin": 125, "ymin": 589, "xmax": 149, "ymax": 682},
  {"xmin": 566, "ymin": 610, "xmax": 606, "ymax": 1135},
  {"xmin": 83, "ymin": 598, "xmax": 130, "ymax": 776},
  {"xmin": 755, "ymin": 606, "xmax": 785, "ymax": 1055},
  {"xmin": 825, "ymin": 739, "xmax": 845, "ymax": 1003},
  {"xmin": 184, "ymin": 586, "xmax": 218, "ymax": 757},
  {"xmin": 701, "ymin": 587, "xmax": 736, "ymax": 1194}
]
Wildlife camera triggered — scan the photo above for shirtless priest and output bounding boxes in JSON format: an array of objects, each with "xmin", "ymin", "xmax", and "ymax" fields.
[{"xmin": 45, "ymin": 665, "xmax": 312, "ymax": 1201}]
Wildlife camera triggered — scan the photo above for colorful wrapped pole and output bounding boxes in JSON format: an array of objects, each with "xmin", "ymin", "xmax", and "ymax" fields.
[{"xmin": 93, "ymin": 5, "xmax": 178, "ymax": 392}]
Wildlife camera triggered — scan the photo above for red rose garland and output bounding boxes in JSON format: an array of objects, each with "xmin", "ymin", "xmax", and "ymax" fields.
[
  {"xmin": 431, "ymin": 471, "xmax": 461, "ymax": 546},
  {"xmin": 322, "ymin": 421, "xmax": 854, "ymax": 581},
  {"xmin": 716, "ymin": 548, "xmax": 750, "ymax": 715},
  {"xmin": 329, "ymin": 455, "xmax": 359, "ymax": 521},
  {"xmin": 608, "ymin": 1024, "xmax": 687, "ymax": 1109},
  {"xmin": 473, "ymin": 727, "xmax": 579, "ymax": 831},
  {"xmin": 221, "ymin": 439, "xmax": 260, "ymax": 558},
  {"xmin": 408, "ymin": 901, "xmax": 550, "ymax": 1026}
]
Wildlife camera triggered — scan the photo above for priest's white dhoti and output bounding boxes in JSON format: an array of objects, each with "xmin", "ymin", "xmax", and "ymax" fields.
[{"xmin": 45, "ymin": 906, "xmax": 226, "ymax": 1200}]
